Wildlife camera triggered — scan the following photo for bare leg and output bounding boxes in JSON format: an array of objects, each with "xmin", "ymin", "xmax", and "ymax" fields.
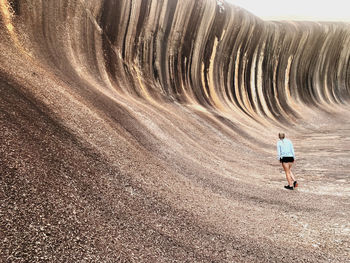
[
  {"xmin": 289, "ymin": 163, "xmax": 296, "ymax": 181},
  {"xmin": 282, "ymin": 162, "xmax": 293, "ymax": 186}
]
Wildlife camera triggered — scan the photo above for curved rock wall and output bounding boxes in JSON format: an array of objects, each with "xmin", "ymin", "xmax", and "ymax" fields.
[
  {"xmin": 1, "ymin": 0, "xmax": 350, "ymax": 262},
  {"xmin": 4, "ymin": 0, "xmax": 350, "ymax": 118}
]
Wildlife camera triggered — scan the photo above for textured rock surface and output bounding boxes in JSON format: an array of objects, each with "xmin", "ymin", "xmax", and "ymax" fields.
[{"xmin": 1, "ymin": 0, "xmax": 350, "ymax": 262}]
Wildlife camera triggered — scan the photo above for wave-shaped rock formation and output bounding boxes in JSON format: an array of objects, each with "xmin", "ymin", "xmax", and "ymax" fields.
[{"xmin": 1, "ymin": 0, "xmax": 350, "ymax": 261}]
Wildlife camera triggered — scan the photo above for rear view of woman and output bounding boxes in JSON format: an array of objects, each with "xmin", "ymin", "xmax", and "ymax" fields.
[{"xmin": 277, "ymin": 133, "xmax": 298, "ymax": 190}]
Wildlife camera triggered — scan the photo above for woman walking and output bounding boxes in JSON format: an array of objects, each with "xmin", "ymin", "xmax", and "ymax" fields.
[{"xmin": 277, "ymin": 133, "xmax": 298, "ymax": 190}]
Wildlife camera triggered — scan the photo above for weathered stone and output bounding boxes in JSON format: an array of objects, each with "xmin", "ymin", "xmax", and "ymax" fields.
[{"xmin": 0, "ymin": 0, "xmax": 349, "ymax": 262}]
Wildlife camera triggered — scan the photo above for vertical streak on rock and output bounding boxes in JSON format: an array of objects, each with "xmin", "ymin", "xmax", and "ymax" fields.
[
  {"xmin": 0, "ymin": 0, "xmax": 14, "ymax": 34},
  {"xmin": 256, "ymin": 42, "xmax": 274, "ymax": 119},
  {"xmin": 284, "ymin": 55, "xmax": 297, "ymax": 110},
  {"xmin": 249, "ymin": 41, "xmax": 261, "ymax": 117},
  {"xmin": 157, "ymin": 0, "xmax": 178, "ymax": 97},
  {"xmin": 207, "ymin": 37, "xmax": 224, "ymax": 111}
]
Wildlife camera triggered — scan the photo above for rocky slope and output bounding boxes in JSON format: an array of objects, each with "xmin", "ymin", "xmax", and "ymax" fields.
[{"xmin": 1, "ymin": 0, "xmax": 350, "ymax": 262}]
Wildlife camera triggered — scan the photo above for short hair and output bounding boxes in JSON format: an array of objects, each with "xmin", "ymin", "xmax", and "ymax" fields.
[{"xmin": 279, "ymin": 133, "xmax": 285, "ymax": 139}]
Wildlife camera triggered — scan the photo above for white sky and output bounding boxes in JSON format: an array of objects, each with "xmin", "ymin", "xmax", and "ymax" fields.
[{"xmin": 226, "ymin": 0, "xmax": 350, "ymax": 21}]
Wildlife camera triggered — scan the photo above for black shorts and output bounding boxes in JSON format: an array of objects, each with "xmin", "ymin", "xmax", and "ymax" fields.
[{"xmin": 280, "ymin": 157, "xmax": 294, "ymax": 163}]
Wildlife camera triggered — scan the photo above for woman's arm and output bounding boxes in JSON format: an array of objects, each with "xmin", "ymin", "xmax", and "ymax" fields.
[{"xmin": 277, "ymin": 141, "xmax": 281, "ymax": 160}]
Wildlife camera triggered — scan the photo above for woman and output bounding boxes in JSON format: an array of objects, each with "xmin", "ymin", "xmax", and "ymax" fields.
[{"xmin": 277, "ymin": 133, "xmax": 298, "ymax": 190}]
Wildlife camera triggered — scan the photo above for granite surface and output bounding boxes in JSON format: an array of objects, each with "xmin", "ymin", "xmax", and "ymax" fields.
[{"xmin": 1, "ymin": 0, "xmax": 350, "ymax": 262}]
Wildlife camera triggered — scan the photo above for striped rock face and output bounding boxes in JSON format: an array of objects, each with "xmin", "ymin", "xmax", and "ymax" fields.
[{"xmin": 1, "ymin": 0, "xmax": 350, "ymax": 262}]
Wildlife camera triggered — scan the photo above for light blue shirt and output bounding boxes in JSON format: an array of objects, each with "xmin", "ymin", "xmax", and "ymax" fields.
[{"xmin": 277, "ymin": 138, "xmax": 295, "ymax": 160}]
